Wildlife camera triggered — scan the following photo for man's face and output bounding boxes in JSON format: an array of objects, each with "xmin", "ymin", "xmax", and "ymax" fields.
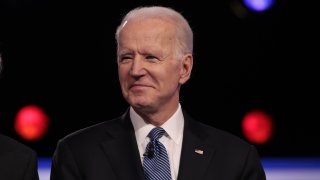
[{"xmin": 117, "ymin": 18, "xmax": 192, "ymax": 113}]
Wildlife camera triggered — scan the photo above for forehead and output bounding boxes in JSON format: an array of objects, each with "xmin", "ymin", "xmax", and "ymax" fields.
[
  {"xmin": 117, "ymin": 19, "xmax": 178, "ymax": 58},
  {"xmin": 119, "ymin": 18, "xmax": 176, "ymax": 42}
]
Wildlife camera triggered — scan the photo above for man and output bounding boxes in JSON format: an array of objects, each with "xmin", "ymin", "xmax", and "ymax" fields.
[
  {"xmin": 0, "ymin": 55, "xmax": 39, "ymax": 180},
  {"xmin": 50, "ymin": 6, "xmax": 266, "ymax": 180}
]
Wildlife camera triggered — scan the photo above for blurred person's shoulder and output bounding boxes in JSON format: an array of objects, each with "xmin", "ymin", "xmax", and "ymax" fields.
[{"xmin": 0, "ymin": 133, "xmax": 36, "ymax": 156}]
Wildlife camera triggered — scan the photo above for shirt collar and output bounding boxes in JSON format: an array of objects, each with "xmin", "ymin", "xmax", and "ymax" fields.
[{"xmin": 130, "ymin": 104, "xmax": 184, "ymax": 146}]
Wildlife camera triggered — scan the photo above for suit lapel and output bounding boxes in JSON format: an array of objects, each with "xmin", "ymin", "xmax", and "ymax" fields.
[
  {"xmin": 177, "ymin": 112, "xmax": 215, "ymax": 180},
  {"xmin": 100, "ymin": 111, "xmax": 145, "ymax": 180}
]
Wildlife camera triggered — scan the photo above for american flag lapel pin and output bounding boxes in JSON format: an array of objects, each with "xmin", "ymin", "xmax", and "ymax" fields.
[{"xmin": 195, "ymin": 149, "xmax": 204, "ymax": 155}]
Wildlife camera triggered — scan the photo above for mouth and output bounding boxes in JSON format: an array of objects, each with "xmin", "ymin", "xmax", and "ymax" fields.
[{"xmin": 129, "ymin": 84, "xmax": 153, "ymax": 90}]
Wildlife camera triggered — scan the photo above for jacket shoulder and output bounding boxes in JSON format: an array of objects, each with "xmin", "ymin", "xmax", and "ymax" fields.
[
  {"xmin": 183, "ymin": 111, "xmax": 253, "ymax": 150},
  {"xmin": 57, "ymin": 117, "xmax": 122, "ymax": 147}
]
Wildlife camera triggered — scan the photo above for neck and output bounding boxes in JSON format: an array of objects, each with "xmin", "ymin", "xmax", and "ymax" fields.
[{"xmin": 134, "ymin": 103, "xmax": 179, "ymax": 126}]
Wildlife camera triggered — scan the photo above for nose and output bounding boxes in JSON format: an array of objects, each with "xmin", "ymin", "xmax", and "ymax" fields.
[{"xmin": 130, "ymin": 57, "xmax": 146, "ymax": 77}]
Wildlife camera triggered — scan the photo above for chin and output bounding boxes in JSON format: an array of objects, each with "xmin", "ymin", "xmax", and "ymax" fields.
[
  {"xmin": 131, "ymin": 102, "xmax": 155, "ymax": 112},
  {"xmin": 131, "ymin": 102, "xmax": 149, "ymax": 109},
  {"xmin": 128, "ymin": 96, "xmax": 149, "ymax": 106}
]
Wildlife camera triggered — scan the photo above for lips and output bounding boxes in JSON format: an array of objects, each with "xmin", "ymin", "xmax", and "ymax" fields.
[{"xmin": 129, "ymin": 83, "xmax": 153, "ymax": 90}]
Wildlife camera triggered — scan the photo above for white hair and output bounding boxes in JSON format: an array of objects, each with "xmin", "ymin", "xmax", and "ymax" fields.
[{"xmin": 115, "ymin": 6, "xmax": 193, "ymax": 59}]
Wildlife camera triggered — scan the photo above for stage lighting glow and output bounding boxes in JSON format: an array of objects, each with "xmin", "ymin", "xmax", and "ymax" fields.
[
  {"xmin": 243, "ymin": 0, "xmax": 275, "ymax": 12},
  {"xmin": 14, "ymin": 104, "xmax": 49, "ymax": 141},
  {"xmin": 242, "ymin": 109, "xmax": 273, "ymax": 144}
]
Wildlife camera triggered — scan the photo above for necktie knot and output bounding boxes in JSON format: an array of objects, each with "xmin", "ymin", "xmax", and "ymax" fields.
[{"xmin": 148, "ymin": 127, "xmax": 165, "ymax": 142}]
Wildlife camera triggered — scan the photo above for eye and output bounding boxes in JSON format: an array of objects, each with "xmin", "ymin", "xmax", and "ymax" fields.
[
  {"xmin": 118, "ymin": 55, "xmax": 133, "ymax": 63},
  {"xmin": 145, "ymin": 55, "xmax": 159, "ymax": 62}
]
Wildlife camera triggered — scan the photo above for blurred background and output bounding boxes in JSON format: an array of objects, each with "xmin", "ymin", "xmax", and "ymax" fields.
[{"xmin": 1, "ymin": 0, "xmax": 319, "ymax": 179}]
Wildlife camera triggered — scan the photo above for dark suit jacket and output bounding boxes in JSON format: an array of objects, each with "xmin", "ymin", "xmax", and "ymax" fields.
[
  {"xmin": 50, "ymin": 110, "xmax": 266, "ymax": 180},
  {"xmin": 0, "ymin": 134, "xmax": 39, "ymax": 180}
]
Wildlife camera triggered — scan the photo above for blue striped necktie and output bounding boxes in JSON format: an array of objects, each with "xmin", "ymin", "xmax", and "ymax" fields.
[{"xmin": 143, "ymin": 127, "xmax": 172, "ymax": 180}]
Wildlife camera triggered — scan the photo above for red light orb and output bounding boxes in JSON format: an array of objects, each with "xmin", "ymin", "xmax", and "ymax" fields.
[
  {"xmin": 242, "ymin": 110, "xmax": 274, "ymax": 144},
  {"xmin": 14, "ymin": 105, "xmax": 49, "ymax": 141}
]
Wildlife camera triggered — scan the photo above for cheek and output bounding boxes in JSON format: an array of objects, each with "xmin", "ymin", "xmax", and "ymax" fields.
[
  {"xmin": 118, "ymin": 73, "xmax": 129, "ymax": 93},
  {"xmin": 165, "ymin": 65, "xmax": 182, "ymax": 81},
  {"xmin": 159, "ymin": 70, "xmax": 181, "ymax": 89},
  {"xmin": 118, "ymin": 67, "xmax": 128, "ymax": 82}
]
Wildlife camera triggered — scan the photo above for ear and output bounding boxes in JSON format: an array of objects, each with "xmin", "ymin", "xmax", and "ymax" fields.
[{"xmin": 179, "ymin": 53, "xmax": 193, "ymax": 85}]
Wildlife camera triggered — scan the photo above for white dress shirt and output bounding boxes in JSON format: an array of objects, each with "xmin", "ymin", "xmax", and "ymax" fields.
[{"xmin": 130, "ymin": 104, "xmax": 184, "ymax": 180}]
